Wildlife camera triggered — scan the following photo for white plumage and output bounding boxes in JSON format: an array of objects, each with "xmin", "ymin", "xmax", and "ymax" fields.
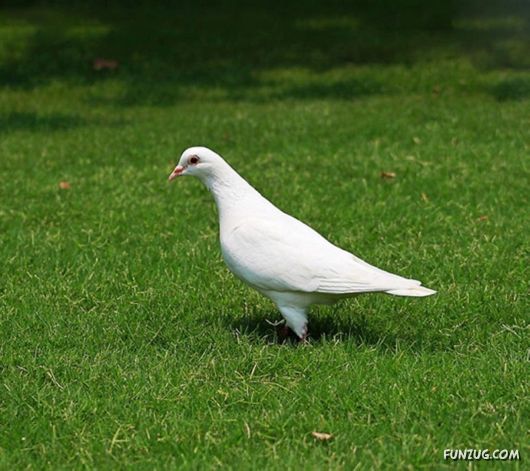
[{"xmin": 169, "ymin": 146, "xmax": 436, "ymax": 339}]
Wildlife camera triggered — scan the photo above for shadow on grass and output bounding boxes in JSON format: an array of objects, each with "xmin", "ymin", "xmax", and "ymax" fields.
[
  {"xmin": 275, "ymin": 78, "xmax": 384, "ymax": 101},
  {"xmin": 1, "ymin": 0, "xmax": 528, "ymax": 105},
  {"xmin": 225, "ymin": 307, "xmax": 436, "ymax": 353},
  {"xmin": 490, "ymin": 77, "xmax": 530, "ymax": 101},
  {"xmin": 0, "ymin": 111, "xmax": 86, "ymax": 133}
]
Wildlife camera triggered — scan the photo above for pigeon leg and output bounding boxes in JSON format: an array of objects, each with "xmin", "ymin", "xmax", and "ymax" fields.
[{"xmin": 277, "ymin": 305, "xmax": 308, "ymax": 340}]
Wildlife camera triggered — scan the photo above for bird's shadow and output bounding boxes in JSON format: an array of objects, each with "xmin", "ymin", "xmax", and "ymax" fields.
[{"xmin": 222, "ymin": 306, "xmax": 430, "ymax": 353}]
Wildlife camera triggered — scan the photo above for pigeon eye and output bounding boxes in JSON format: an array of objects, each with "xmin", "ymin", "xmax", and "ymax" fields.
[{"xmin": 189, "ymin": 156, "xmax": 199, "ymax": 165}]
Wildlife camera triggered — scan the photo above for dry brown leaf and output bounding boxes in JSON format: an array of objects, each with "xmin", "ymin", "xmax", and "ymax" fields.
[
  {"xmin": 93, "ymin": 58, "xmax": 119, "ymax": 71},
  {"xmin": 59, "ymin": 181, "xmax": 71, "ymax": 190},
  {"xmin": 421, "ymin": 192, "xmax": 429, "ymax": 202},
  {"xmin": 477, "ymin": 215, "xmax": 488, "ymax": 222},
  {"xmin": 311, "ymin": 431, "xmax": 333, "ymax": 441},
  {"xmin": 380, "ymin": 171, "xmax": 396, "ymax": 179}
]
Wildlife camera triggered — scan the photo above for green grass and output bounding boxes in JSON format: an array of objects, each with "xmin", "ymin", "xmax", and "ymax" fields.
[{"xmin": 0, "ymin": 1, "xmax": 528, "ymax": 469}]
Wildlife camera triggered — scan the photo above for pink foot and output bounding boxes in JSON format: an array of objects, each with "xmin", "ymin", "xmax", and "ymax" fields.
[{"xmin": 298, "ymin": 325, "xmax": 309, "ymax": 343}]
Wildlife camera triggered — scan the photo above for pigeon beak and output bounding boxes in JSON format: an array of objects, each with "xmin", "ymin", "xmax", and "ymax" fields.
[{"xmin": 168, "ymin": 165, "xmax": 185, "ymax": 181}]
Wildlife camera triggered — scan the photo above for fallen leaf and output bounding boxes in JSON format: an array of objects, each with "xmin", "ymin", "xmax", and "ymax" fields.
[
  {"xmin": 413, "ymin": 136, "xmax": 421, "ymax": 145},
  {"xmin": 93, "ymin": 58, "xmax": 118, "ymax": 71},
  {"xmin": 380, "ymin": 171, "xmax": 396, "ymax": 179},
  {"xmin": 477, "ymin": 215, "xmax": 488, "ymax": 222},
  {"xmin": 59, "ymin": 181, "xmax": 71, "ymax": 190},
  {"xmin": 421, "ymin": 192, "xmax": 429, "ymax": 202},
  {"xmin": 311, "ymin": 431, "xmax": 333, "ymax": 441}
]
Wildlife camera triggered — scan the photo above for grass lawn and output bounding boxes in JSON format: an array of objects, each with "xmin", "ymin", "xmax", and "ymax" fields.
[{"xmin": 0, "ymin": 1, "xmax": 528, "ymax": 468}]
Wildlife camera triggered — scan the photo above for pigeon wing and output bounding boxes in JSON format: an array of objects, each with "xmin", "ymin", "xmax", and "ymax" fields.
[
  {"xmin": 222, "ymin": 217, "xmax": 320, "ymax": 292},
  {"xmin": 222, "ymin": 216, "xmax": 414, "ymax": 294}
]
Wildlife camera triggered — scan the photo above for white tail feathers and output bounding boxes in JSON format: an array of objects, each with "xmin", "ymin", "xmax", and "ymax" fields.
[{"xmin": 386, "ymin": 286, "xmax": 437, "ymax": 297}]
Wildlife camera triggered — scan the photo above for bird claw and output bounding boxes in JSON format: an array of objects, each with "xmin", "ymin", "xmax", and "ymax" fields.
[{"xmin": 274, "ymin": 322, "xmax": 308, "ymax": 344}]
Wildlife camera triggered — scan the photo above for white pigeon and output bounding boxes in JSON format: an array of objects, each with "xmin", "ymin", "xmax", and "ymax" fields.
[{"xmin": 169, "ymin": 146, "xmax": 436, "ymax": 340}]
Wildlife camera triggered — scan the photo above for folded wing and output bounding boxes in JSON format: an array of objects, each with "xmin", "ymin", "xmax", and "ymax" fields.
[{"xmin": 222, "ymin": 216, "xmax": 421, "ymax": 295}]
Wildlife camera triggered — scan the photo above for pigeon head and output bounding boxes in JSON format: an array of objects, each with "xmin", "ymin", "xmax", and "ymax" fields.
[{"xmin": 169, "ymin": 146, "xmax": 225, "ymax": 181}]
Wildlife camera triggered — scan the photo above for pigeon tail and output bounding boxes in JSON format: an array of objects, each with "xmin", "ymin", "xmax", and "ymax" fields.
[{"xmin": 385, "ymin": 286, "xmax": 436, "ymax": 297}]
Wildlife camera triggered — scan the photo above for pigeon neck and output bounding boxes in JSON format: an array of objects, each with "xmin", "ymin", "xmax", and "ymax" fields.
[{"xmin": 202, "ymin": 162, "xmax": 260, "ymax": 214}]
